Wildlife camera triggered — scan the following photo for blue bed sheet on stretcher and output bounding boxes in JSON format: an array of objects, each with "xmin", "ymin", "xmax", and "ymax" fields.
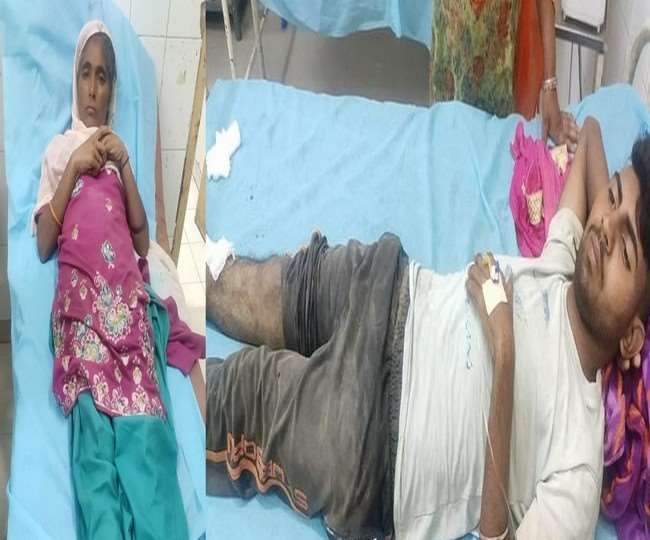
[
  {"xmin": 261, "ymin": 0, "xmax": 432, "ymax": 47},
  {"xmin": 0, "ymin": 1, "xmax": 205, "ymax": 538},
  {"xmin": 205, "ymin": 79, "xmax": 648, "ymax": 539}
]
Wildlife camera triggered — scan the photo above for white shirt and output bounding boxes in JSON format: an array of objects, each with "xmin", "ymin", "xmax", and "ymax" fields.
[{"xmin": 394, "ymin": 208, "xmax": 604, "ymax": 539}]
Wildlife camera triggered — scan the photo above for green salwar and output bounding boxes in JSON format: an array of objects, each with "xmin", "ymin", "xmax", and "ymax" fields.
[{"xmin": 69, "ymin": 290, "xmax": 189, "ymax": 540}]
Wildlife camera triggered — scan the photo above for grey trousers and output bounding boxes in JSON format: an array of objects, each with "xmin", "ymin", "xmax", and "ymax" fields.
[{"xmin": 206, "ymin": 232, "xmax": 409, "ymax": 539}]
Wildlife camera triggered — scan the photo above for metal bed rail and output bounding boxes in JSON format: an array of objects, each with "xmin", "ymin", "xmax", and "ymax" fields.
[{"xmin": 220, "ymin": 0, "xmax": 269, "ymax": 79}]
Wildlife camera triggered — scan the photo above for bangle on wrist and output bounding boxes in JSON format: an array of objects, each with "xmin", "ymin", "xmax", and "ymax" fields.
[
  {"xmin": 542, "ymin": 76, "xmax": 557, "ymax": 93},
  {"xmin": 48, "ymin": 200, "xmax": 63, "ymax": 228}
]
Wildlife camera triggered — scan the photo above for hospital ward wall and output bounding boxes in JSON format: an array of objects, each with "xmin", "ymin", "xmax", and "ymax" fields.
[
  {"xmin": 602, "ymin": 0, "xmax": 650, "ymax": 94},
  {"xmin": 113, "ymin": 0, "xmax": 203, "ymax": 248},
  {"xmin": 555, "ymin": 1, "xmax": 650, "ymax": 111}
]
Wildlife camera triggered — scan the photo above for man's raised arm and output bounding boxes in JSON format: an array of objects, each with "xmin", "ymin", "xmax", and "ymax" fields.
[{"xmin": 557, "ymin": 116, "xmax": 610, "ymax": 227}]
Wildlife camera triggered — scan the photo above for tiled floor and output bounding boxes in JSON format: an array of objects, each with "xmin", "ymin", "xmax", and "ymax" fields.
[
  {"xmin": 177, "ymin": 174, "xmax": 206, "ymax": 338},
  {"xmin": 206, "ymin": 8, "xmax": 431, "ymax": 105}
]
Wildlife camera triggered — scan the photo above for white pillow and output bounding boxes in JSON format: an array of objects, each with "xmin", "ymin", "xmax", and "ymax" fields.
[{"xmin": 146, "ymin": 240, "xmax": 191, "ymax": 325}]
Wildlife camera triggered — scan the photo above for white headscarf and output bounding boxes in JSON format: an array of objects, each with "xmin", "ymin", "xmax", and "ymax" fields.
[{"xmin": 32, "ymin": 20, "xmax": 117, "ymax": 233}]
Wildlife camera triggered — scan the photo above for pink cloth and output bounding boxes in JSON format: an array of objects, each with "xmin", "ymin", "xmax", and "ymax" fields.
[
  {"xmin": 509, "ymin": 122, "xmax": 569, "ymax": 257},
  {"xmin": 601, "ymin": 321, "xmax": 650, "ymax": 537},
  {"xmin": 162, "ymin": 295, "xmax": 204, "ymax": 375},
  {"xmin": 137, "ymin": 257, "xmax": 204, "ymax": 375},
  {"xmin": 44, "ymin": 171, "xmax": 204, "ymax": 417},
  {"xmin": 47, "ymin": 168, "xmax": 166, "ymax": 417}
]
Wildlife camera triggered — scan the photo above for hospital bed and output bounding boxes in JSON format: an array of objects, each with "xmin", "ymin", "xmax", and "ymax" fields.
[
  {"xmin": 259, "ymin": 0, "xmax": 431, "ymax": 45},
  {"xmin": 204, "ymin": 75, "xmax": 650, "ymax": 537},
  {"xmin": 1, "ymin": 1, "xmax": 205, "ymax": 538},
  {"xmin": 220, "ymin": 0, "xmax": 431, "ymax": 80}
]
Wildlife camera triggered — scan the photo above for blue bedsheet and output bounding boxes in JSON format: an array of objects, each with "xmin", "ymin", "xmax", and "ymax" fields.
[
  {"xmin": 1, "ymin": 1, "xmax": 205, "ymax": 538},
  {"xmin": 205, "ymin": 79, "xmax": 649, "ymax": 539},
  {"xmin": 261, "ymin": 0, "xmax": 432, "ymax": 48}
]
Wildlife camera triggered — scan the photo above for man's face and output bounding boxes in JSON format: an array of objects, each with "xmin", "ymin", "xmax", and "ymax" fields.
[
  {"xmin": 574, "ymin": 166, "xmax": 648, "ymax": 341},
  {"xmin": 76, "ymin": 35, "xmax": 111, "ymax": 127}
]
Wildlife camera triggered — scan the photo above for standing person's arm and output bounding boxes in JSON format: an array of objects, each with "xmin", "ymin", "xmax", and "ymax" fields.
[
  {"xmin": 538, "ymin": 0, "xmax": 579, "ymax": 148},
  {"xmin": 37, "ymin": 127, "xmax": 110, "ymax": 262},
  {"xmin": 466, "ymin": 254, "xmax": 515, "ymax": 539},
  {"xmin": 100, "ymin": 130, "xmax": 149, "ymax": 257}
]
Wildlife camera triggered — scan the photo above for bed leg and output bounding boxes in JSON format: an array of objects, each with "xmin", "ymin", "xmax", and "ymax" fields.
[
  {"xmin": 221, "ymin": 0, "xmax": 237, "ymax": 79},
  {"xmin": 594, "ymin": 52, "xmax": 604, "ymax": 92},
  {"xmin": 249, "ymin": 0, "xmax": 267, "ymax": 79}
]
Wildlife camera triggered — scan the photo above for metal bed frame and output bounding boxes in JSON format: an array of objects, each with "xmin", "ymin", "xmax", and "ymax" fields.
[{"xmin": 220, "ymin": 0, "xmax": 269, "ymax": 79}]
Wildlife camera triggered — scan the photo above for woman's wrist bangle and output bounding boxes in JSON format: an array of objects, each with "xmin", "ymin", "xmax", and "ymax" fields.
[
  {"xmin": 48, "ymin": 200, "xmax": 62, "ymax": 228},
  {"xmin": 542, "ymin": 76, "xmax": 558, "ymax": 93}
]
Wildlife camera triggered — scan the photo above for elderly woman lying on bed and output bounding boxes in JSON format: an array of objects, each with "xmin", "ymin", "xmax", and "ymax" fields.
[
  {"xmin": 206, "ymin": 116, "xmax": 650, "ymax": 539},
  {"xmin": 33, "ymin": 21, "xmax": 203, "ymax": 540}
]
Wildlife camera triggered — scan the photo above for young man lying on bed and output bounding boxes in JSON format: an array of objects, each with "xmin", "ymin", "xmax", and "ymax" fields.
[{"xmin": 205, "ymin": 117, "xmax": 650, "ymax": 540}]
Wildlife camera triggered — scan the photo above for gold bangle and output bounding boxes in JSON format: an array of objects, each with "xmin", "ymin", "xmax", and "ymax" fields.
[
  {"xmin": 48, "ymin": 201, "xmax": 62, "ymax": 227},
  {"xmin": 542, "ymin": 76, "xmax": 558, "ymax": 93}
]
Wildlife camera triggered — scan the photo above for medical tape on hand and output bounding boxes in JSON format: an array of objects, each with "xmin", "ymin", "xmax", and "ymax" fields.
[{"xmin": 481, "ymin": 277, "xmax": 507, "ymax": 316}]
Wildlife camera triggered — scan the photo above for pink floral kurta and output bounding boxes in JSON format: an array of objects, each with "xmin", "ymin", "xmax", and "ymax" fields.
[{"xmin": 46, "ymin": 167, "xmax": 164, "ymax": 417}]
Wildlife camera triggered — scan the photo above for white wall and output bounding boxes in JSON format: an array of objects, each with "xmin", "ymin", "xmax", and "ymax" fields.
[
  {"xmin": 555, "ymin": 0, "xmax": 650, "ymax": 109},
  {"xmin": 113, "ymin": 0, "xmax": 202, "ymax": 248},
  {"xmin": 603, "ymin": 0, "xmax": 650, "ymax": 86}
]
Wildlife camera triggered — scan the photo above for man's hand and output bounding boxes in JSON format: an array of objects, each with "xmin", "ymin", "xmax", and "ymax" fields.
[
  {"xmin": 467, "ymin": 252, "xmax": 516, "ymax": 539},
  {"xmin": 617, "ymin": 353, "xmax": 642, "ymax": 371},
  {"xmin": 557, "ymin": 116, "xmax": 609, "ymax": 228},
  {"xmin": 466, "ymin": 253, "xmax": 514, "ymax": 362}
]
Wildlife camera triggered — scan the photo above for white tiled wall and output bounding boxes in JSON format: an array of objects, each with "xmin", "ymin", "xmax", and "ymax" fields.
[
  {"xmin": 555, "ymin": 0, "xmax": 650, "ymax": 109},
  {"xmin": 116, "ymin": 0, "xmax": 202, "ymax": 241},
  {"xmin": 177, "ymin": 98, "xmax": 206, "ymax": 337},
  {"xmin": 115, "ymin": 0, "xmax": 205, "ymax": 338},
  {"xmin": 603, "ymin": 0, "xmax": 650, "ymax": 85}
]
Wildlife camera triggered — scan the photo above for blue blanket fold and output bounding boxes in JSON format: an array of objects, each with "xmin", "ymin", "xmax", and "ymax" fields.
[{"xmin": 260, "ymin": 0, "xmax": 432, "ymax": 47}]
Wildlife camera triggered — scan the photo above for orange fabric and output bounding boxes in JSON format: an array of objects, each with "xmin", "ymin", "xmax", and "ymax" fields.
[{"xmin": 514, "ymin": 0, "xmax": 544, "ymax": 119}]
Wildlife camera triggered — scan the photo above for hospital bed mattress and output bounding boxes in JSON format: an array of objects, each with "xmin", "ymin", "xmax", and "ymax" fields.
[
  {"xmin": 261, "ymin": 0, "xmax": 432, "ymax": 48},
  {"xmin": 205, "ymin": 79, "xmax": 649, "ymax": 538},
  {"xmin": 2, "ymin": 2, "xmax": 205, "ymax": 538}
]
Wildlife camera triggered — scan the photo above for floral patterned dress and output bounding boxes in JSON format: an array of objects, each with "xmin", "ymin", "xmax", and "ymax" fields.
[
  {"xmin": 47, "ymin": 167, "xmax": 164, "ymax": 417},
  {"xmin": 430, "ymin": 0, "xmax": 520, "ymax": 117}
]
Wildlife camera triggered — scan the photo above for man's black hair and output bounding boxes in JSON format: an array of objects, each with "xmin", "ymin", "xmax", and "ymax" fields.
[{"xmin": 632, "ymin": 132, "xmax": 650, "ymax": 268}]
